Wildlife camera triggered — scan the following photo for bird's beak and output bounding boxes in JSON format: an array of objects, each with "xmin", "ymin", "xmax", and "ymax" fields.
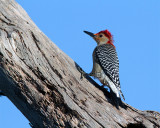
[{"xmin": 83, "ymin": 31, "xmax": 95, "ymax": 37}]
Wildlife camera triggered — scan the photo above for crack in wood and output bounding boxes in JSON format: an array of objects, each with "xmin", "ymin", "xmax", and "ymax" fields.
[{"xmin": 30, "ymin": 31, "xmax": 63, "ymax": 80}]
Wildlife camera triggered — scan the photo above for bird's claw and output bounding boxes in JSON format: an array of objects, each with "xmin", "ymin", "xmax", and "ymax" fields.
[
  {"xmin": 77, "ymin": 66, "xmax": 88, "ymax": 79},
  {"xmin": 80, "ymin": 72, "xmax": 88, "ymax": 79}
]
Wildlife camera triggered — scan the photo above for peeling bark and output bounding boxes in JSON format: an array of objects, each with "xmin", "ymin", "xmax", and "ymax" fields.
[{"xmin": 0, "ymin": 0, "xmax": 160, "ymax": 128}]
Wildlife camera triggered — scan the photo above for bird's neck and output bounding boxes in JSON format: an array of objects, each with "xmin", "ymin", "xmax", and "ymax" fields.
[
  {"xmin": 97, "ymin": 40, "xmax": 115, "ymax": 47},
  {"xmin": 107, "ymin": 41, "xmax": 115, "ymax": 47}
]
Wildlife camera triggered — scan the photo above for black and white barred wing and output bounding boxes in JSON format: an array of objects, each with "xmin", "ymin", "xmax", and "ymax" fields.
[{"xmin": 95, "ymin": 44, "xmax": 125, "ymax": 100}]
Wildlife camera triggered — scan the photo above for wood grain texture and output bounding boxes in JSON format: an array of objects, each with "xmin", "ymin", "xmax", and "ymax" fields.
[{"xmin": 0, "ymin": 0, "xmax": 160, "ymax": 128}]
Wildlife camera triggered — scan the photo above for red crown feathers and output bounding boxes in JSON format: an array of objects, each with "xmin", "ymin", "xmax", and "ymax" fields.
[
  {"xmin": 97, "ymin": 29, "xmax": 112, "ymax": 39},
  {"xmin": 96, "ymin": 29, "xmax": 114, "ymax": 46}
]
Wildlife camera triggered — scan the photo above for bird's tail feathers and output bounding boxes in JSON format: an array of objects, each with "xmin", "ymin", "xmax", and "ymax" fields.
[{"xmin": 119, "ymin": 90, "xmax": 125, "ymax": 101}]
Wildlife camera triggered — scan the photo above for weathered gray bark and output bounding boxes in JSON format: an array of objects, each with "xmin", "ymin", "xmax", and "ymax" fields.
[{"xmin": 0, "ymin": 0, "xmax": 160, "ymax": 128}]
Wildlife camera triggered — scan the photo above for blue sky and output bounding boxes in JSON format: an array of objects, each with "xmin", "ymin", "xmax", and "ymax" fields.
[{"xmin": 1, "ymin": 0, "xmax": 160, "ymax": 127}]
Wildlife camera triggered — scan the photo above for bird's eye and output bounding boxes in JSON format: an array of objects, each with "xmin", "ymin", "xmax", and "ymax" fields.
[{"xmin": 99, "ymin": 34, "xmax": 103, "ymax": 37}]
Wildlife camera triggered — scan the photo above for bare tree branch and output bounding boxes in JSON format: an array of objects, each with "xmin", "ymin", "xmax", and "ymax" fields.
[{"xmin": 0, "ymin": 0, "xmax": 159, "ymax": 128}]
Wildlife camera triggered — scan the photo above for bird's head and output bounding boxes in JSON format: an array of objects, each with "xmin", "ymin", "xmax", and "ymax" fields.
[{"xmin": 84, "ymin": 29, "xmax": 114, "ymax": 47}]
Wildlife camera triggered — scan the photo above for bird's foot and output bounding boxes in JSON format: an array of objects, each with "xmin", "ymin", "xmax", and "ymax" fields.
[
  {"xmin": 80, "ymin": 72, "xmax": 89, "ymax": 79},
  {"xmin": 77, "ymin": 66, "xmax": 88, "ymax": 79}
]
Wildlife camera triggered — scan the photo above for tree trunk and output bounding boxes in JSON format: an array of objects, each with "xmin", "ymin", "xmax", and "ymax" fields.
[{"xmin": 0, "ymin": 0, "xmax": 159, "ymax": 128}]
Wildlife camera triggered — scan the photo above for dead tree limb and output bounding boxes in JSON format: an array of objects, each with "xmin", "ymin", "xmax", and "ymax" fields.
[{"xmin": 0, "ymin": 0, "xmax": 159, "ymax": 128}]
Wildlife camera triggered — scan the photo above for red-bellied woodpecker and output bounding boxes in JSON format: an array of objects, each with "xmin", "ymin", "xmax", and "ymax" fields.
[{"xmin": 84, "ymin": 29, "xmax": 125, "ymax": 103}]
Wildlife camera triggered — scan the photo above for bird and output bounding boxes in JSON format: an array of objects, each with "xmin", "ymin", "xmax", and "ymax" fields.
[{"xmin": 83, "ymin": 29, "xmax": 125, "ymax": 106}]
